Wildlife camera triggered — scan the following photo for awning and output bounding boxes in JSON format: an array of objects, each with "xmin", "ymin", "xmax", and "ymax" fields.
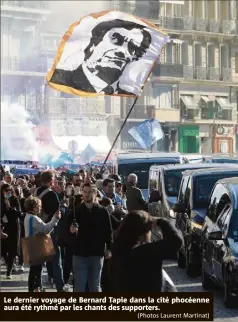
[
  {"xmin": 180, "ymin": 96, "xmax": 197, "ymax": 109},
  {"xmin": 201, "ymin": 96, "xmax": 213, "ymax": 103},
  {"xmin": 200, "ymin": 96, "xmax": 214, "ymax": 108},
  {"xmin": 216, "ymin": 97, "xmax": 233, "ymax": 110},
  {"xmin": 51, "ymin": 136, "xmax": 111, "ymax": 154}
]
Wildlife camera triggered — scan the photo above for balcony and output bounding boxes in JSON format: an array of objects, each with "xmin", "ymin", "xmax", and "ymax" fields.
[
  {"xmin": 123, "ymin": 104, "xmax": 148, "ymax": 119},
  {"xmin": 195, "ymin": 18, "xmax": 207, "ymax": 32},
  {"xmin": 209, "ymin": 19, "xmax": 220, "ymax": 33},
  {"xmin": 207, "ymin": 67, "xmax": 219, "ymax": 81},
  {"xmin": 159, "ymin": 16, "xmax": 184, "ymax": 30},
  {"xmin": 48, "ymin": 97, "xmax": 106, "ymax": 117},
  {"xmin": 153, "ymin": 63, "xmax": 183, "ymax": 78},
  {"xmin": 222, "ymin": 20, "xmax": 236, "ymax": 35},
  {"xmin": 158, "ymin": 16, "xmax": 236, "ymax": 36},
  {"xmin": 1, "ymin": 0, "xmax": 49, "ymax": 10},
  {"xmin": 156, "ymin": 108, "xmax": 180, "ymax": 123},
  {"xmin": 221, "ymin": 68, "xmax": 232, "ymax": 81},
  {"xmin": 1, "ymin": 56, "xmax": 47, "ymax": 74},
  {"xmin": 194, "ymin": 67, "xmax": 206, "ymax": 80},
  {"xmin": 67, "ymin": 98, "xmax": 105, "ymax": 115},
  {"xmin": 183, "ymin": 65, "xmax": 193, "ymax": 79}
]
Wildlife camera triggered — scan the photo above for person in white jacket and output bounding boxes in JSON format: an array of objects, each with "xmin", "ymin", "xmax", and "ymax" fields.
[{"xmin": 24, "ymin": 196, "xmax": 61, "ymax": 292}]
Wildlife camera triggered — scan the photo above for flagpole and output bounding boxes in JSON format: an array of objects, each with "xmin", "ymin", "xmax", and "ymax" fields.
[{"xmin": 100, "ymin": 96, "xmax": 139, "ymax": 173}]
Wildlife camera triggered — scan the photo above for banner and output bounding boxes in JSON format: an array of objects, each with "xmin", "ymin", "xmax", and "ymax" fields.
[{"xmin": 46, "ymin": 10, "xmax": 169, "ymax": 97}]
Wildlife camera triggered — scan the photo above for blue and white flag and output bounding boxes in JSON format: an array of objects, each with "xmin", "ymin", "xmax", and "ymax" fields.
[
  {"xmin": 80, "ymin": 144, "xmax": 97, "ymax": 164},
  {"xmin": 128, "ymin": 119, "xmax": 164, "ymax": 149}
]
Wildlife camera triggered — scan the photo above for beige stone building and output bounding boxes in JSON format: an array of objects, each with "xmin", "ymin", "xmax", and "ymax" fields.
[{"xmin": 110, "ymin": 0, "xmax": 238, "ymax": 154}]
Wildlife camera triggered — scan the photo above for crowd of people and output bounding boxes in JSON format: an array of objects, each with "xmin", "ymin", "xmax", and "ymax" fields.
[{"xmin": 0, "ymin": 166, "xmax": 183, "ymax": 292}]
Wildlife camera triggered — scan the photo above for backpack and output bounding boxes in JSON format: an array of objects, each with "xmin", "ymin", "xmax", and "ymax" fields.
[{"xmin": 34, "ymin": 187, "xmax": 52, "ymax": 222}]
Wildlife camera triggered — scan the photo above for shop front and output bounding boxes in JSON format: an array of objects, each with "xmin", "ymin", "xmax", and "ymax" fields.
[
  {"xmin": 178, "ymin": 125, "xmax": 200, "ymax": 153},
  {"xmin": 213, "ymin": 125, "xmax": 235, "ymax": 154}
]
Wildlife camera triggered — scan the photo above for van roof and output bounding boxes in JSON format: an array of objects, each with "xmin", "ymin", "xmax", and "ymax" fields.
[
  {"xmin": 117, "ymin": 152, "xmax": 180, "ymax": 160},
  {"xmin": 182, "ymin": 166, "xmax": 238, "ymax": 177},
  {"xmin": 149, "ymin": 163, "xmax": 236, "ymax": 171}
]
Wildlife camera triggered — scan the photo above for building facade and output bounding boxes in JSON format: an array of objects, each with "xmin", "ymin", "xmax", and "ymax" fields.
[
  {"xmin": 110, "ymin": 0, "xmax": 238, "ymax": 153},
  {"xmin": 1, "ymin": 0, "xmax": 50, "ymax": 123},
  {"xmin": 2, "ymin": 0, "xmax": 237, "ymax": 155}
]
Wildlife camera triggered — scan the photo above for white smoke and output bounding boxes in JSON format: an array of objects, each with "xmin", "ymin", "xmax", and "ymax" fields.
[
  {"xmin": 1, "ymin": 103, "xmax": 39, "ymax": 161},
  {"xmin": 1, "ymin": 103, "xmax": 61, "ymax": 162}
]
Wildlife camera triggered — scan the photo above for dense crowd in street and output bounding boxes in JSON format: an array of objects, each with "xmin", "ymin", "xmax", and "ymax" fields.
[
  {"xmin": 0, "ymin": 160, "xmax": 238, "ymax": 315},
  {"xmin": 0, "ymin": 166, "xmax": 182, "ymax": 293}
]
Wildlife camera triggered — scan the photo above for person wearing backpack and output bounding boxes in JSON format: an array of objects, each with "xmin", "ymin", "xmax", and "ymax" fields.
[{"xmin": 35, "ymin": 170, "xmax": 69, "ymax": 292}]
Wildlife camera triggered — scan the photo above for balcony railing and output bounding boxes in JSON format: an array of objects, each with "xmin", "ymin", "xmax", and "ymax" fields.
[
  {"xmin": 158, "ymin": 16, "xmax": 236, "ymax": 35},
  {"xmin": 1, "ymin": 56, "xmax": 48, "ymax": 73},
  {"xmin": 209, "ymin": 19, "xmax": 220, "ymax": 33},
  {"xmin": 194, "ymin": 66, "xmax": 206, "ymax": 80},
  {"xmin": 152, "ymin": 64, "xmax": 232, "ymax": 83},
  {"xmin": 1, "ymin": 0, "xmax": 49, "ymax": 9},
  {"xmin": 221, "ymin": 67, "xmax": 232, "ymax": 81},
  {"xmin": 153, "ymin": 63, "xmax": 183, "ymax": 78},
  {"xmin": 48, "ymin": 97, "xmax": 105, "ymax": 116},
  {"xmin": 183, "ymin": 65, "xmax": 193, "ymax": 79},
  {"xmin": 207, "ymin": 67, "xmax": 219, "ymax": 81},
  {"xmin": 195, "ymin": 18, "xmax": 207, "ymax": 32},
  {"xmin": 222, "ymin": 20, "xmax": 236, "ymax": 34}
]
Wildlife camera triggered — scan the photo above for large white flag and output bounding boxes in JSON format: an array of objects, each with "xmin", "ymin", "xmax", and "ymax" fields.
[{"xmin": 47, "ymin": 10, "xmax": 169, "ymax": 97}]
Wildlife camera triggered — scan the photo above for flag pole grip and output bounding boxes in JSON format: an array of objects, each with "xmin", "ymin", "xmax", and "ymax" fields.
[{"xmin": 100, "ymin": 95, "xmax": 139, "ymax": 173}]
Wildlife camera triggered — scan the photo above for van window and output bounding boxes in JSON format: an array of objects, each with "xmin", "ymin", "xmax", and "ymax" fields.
[
  {"xmin": 184, "ymin": 178, "xmax": 191, "ymax": 210},
  {"xmin": 164, "ymin": 169, "xmax": 184, "ymax": 197},
  {"xmin": 207, "ymin": 184, "xmax": 228, "ymax": 222},
  {"xmin": 194, "ymin": 172, "xmax": 238, "ymax": 209},
  {"xmin": 149, "ymin": 171, "xmax": 157, "ymax": 193},
  {"xmin": 178, "ymin": 176, "xmax": 189, "ymax": 204}
]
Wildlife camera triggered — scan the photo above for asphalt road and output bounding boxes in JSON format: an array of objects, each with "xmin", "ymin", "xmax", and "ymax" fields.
[
  {"xmin": 163, "ymin": 260, "xmax": 238, "ymax": 322},
  {"xmin": 1, "ymin": 261, "xmax": 238, "ymax": 321}
]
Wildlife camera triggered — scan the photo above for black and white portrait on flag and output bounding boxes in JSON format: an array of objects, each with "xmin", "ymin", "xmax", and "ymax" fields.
[{"xmin": 48, "ymin": 11, "xmax": 169, "ymax": 96}]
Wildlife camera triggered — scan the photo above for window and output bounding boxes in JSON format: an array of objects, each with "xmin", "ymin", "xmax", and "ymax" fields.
[
  {"xmin": 235, "ymin": 53, "xmax": 238, "ymax": 73},
  {"xmin": 220, "ymin": 45, "xmax": 230, "ymax": 69},
  {"xmin": 178, "ymin": 176, "xmax": 189, "ymax": 204},
  {"xmin": 166, "ymin": 43, "xmax": 173, "ymax": 63},
  {"xmin": 149, "ymin": 170, "xmax": 157, "ymax": 193},
  {"xmin": 199, "ymin": 180, "xmax": 232, "ymax": 215},
  {"xmin": 194, "ymin": 43, "xmax": 202, "ymax": 67},
  {"xmin": 173, "ymin": 4, "xmax": 182, "ymax": 17},
  {"xmin": 207, "ymin": 44, "xmax": 215, "ymax": 67},
  {"xmin": 153, "ymin": 86, "xmax": 174, "ymax": 109},
  {"xmin": 184, "ymin": 178, "xmax": 191, "ymax": 209},
  {"xmin": 182, "ymin": 42, "xmax": 189, "ymax": 65},
  {"xmin": 164, "ymin": 168, "xmax": 185, "ymax": 197},
  {"xmin": 165, "ymin": 43, "xmax": 181, "ymax": 64}
]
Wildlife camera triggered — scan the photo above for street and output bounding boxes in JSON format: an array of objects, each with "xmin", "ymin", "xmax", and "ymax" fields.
[{"xmin": 1, "ymin": 260, "xmax": 238, "ymax": 321}]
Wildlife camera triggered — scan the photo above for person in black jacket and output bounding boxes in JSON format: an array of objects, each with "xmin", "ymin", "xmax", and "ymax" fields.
[
  {"xmin": 1, "ymin": 184, "xmax": 22, "ymax": 279},
  {"xmin": 69, "ymin": 183, "xmax": 113, "ymax": 292},
  {"xmin": 110, "ymin": 210, "xmax": 183, "ymax": 292}
]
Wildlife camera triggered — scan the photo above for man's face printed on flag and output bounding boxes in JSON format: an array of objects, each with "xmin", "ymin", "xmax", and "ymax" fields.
[
  {"xmin": 47, "ymin": 12, "xmax": 169, "ymax": 96},
  {"xmin": 83, "ymin": 20, "xmax": 152, "ymax": 85}
]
